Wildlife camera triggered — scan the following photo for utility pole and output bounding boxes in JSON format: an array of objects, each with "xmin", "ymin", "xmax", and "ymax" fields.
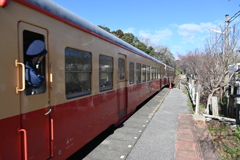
[
  {"xmin": 209, "ymin": 15, "xmax": 229, "ymax": 46},
  {"xmin": 225, "ymin": 14, "xmax": 229, "ymax": 58},
  {"xmin": 209, "ymin": 15, "xmax": 230, "ymax": 115},
  {"xmin": 225, "ymin": 15, "xmax": 230, "ymax": 117},
  {"xmin": 208, "ymin": 15, "xmax": 231, "ymax": 116}
]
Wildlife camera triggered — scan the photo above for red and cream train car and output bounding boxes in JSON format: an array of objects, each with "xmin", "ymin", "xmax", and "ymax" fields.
[{"xmin": 0, "ymin": 0, "xmax": 175, "ymax": 159}]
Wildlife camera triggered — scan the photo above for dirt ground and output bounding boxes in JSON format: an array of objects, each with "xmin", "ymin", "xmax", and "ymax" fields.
[
  {"xmin": 206, "ymin": 120, "xmax": 240, "ymax": 160},
  {"xmin": 178, "ymin": 78, "xmax": 240, "ymax": 159}
]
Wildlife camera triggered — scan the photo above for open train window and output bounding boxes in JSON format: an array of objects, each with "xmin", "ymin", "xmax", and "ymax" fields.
[
  {"xmin": 99, "ymin": 55, "xmax": 113, "ymax": 91},
  {"xmin": 136, "ymin": 63, "xmax": 141, "ymax": 84},
  {"xmin": 129, "ymin": 62, "xmax": 134, "ymax": 84},
  {"xmin": 142, "ymin": 64, "xmax": 146, "ymax": 82},
  {"xmin": 23, "ymin": 30, "xmax": 46, "ymax": 95},
  {"xmin": 65, "ymin": 47, "xmax": 92, "ymax": 99}
]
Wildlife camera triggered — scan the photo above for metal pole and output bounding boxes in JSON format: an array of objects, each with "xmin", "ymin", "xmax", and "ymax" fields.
[{"xmin": 225, "ymin": 14, "xmax": 230, "ymax": 117}]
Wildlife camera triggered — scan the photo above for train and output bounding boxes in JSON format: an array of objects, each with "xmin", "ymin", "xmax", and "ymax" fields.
[{"xmin": 0, "ymin": 0, "xmax": 175, "ymax": 159}]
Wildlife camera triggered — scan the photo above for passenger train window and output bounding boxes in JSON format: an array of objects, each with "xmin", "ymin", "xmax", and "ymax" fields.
[
  {"xmin": 147, "ymin": 66, "xmax": 150, "ymax": 81},
  {"xmin": 154, "ymin": 67, "xmax": 156, "ymax": 79},
  {"xmin": 154, "ymin": 67, "xmax": 157, "ymax": 79},
  {"xmin": 157, "ymin": 68, "xmax": 160, "ymax": 79},
  {"xmin": 156, "ymin": 68, "xmax": 158, "ymax": 79},
  {"xmin": 136, "ymin": 63, "xmax": 141, "ymax": 84},
  {"xmin": 161, "ymin": 67, "xmax": 165, "ymax": 77},
  {"xmin": 65, "ymin": 47, "xmax": 92, "ymax": 99},
  {"xmin": 142, "ymin": 65, "xmax": 146, "ymax": 82},
  {"xmin": 159, "ymin": 67, "xmax": 161, "ymax": 78},
  {"xmin": 151, "ymin": 67, "xmax": 154, "ymax": 80},
  {"xmin": 23, "ymin": 30, "xmax": 46, "ymax": 95},
  {"xmin": 129, "ymin": 62, "xmax": 134, "ymax": 84},
  {"xmin": 99, "ymin": 55, "xmax": 113, "ymax": 91},
  {"xmin": 118, "ymin": 58, "xmax": 125, "ymax": 80}
]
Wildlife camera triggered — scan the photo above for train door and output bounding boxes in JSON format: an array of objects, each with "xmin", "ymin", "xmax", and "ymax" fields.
[
  {"xmin": 17, "ymin": 22, "xmax": 52, "ymax": 160},
  {"xmin": 117, "ymin": 54, "xmax": 127, "ymax": 122}
]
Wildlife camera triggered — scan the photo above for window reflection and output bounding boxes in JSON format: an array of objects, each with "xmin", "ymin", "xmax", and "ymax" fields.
[
  {"xmin": 65, "ymin": 47, "xmax": 92, "ymax": 99},
  {"xmin": 99, "ymin": 55, "xmax": 113, "ymax": 91},
  {"xmin": 118, "ymin": 58, "xmax": 125, "ymax": 80},
  {"xmin": 129, "ymin": 62, "xmax": 134, "ymax": 84},
  {"xmin": 136, "ymin": 63, "xmax": 141, "ymax": 84}
]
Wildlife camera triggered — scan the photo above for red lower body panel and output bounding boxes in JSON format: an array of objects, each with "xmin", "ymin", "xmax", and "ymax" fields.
[
  {"xmin": 0, "ymin": 115, "xmax": 21, "ymax": 160},
  {"xmin": 0, "ymin": 80, "xmax": 163, "ymax": 160},
  {"xmin": 51, "ymin": 90, "xmax": 119, "ymax": 159}
]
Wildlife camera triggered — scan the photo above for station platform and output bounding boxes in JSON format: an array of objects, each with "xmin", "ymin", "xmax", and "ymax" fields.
[{"xmin": 82, "ymin": 88, "xmax": 221, "ymax": 160}]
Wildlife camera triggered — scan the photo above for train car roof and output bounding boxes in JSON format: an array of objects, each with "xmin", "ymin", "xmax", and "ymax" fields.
[{"xmin": 25, "ymin": 0, "xmax": 174, "ymax": 69}]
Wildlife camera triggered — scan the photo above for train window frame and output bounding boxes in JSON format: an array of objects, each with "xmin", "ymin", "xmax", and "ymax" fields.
[
  {"xmin": 161, "ymin": 67, "xmax": 165, "ymax": 77},
  {"xmin": 156, "ymin": 68, "xmax": 158, "ymax": 79},
  {"xmin": 151, "ymin": 67, "xmax": 154, "ymax": 80},
  {"xmin": 142, "ymin": 64, "xmax": 146, "ymax": 82},
  {"xmin": 157, "ymin": 68, "xmax": 160, "ymax": 79},
  {"xmin": 136, "ymin": 63, "xmax": 141, "ymax": 84},
  {"xmin": 129, "ymin": 62, "xmax": 134, "ymax": 85},
  {"xmin": 153, "ymin": 67, "xmax": 156, "ymax": 80},
  {"xmin": 118, "ymin": 58, "xmax": 125, "ymax": 80},
  {"xmin": 154, "ymin": 67, "xmax": 157, "ymax": 79},
  {"xmin": 159, "ymin": 67, "xmax": 161, "ymax": 78},
  {"xmin": 23, "ymin": 30, "xmax": 46, "ymax": 96},
  {"xmin": 99, "ymin": 55, "xmax": 113, "ymax": 92},
  {"xmin": 147, "ymin": 66, "xmax": 150, "ymax": 81},
  {"xmin": 65, "ymin": 47, "xmax": 92, "ymax": 99}
]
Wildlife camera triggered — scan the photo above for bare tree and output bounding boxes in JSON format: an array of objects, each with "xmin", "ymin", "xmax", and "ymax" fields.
[
  {"xmin": 150, "ymin": 45, "xmax": 176, "ymax": 68},
  {"xmin": 203, "ymin": 25, "xmax": 239, "ymax": 114},
  {"xmin": 139, "ymin": 37, "xmax": 176, "ymax": 67},
  {"xmin": 178, "ymin": 24, "xmax": 240, "ymax": 114}
]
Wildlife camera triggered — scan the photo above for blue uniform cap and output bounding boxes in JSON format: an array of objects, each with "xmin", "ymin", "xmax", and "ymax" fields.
[{"xmin": 26, "ymin": 40, "xmax": 47, "ymax": 56}]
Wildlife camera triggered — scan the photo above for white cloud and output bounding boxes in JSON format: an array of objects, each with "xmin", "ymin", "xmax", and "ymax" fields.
[
  {"xmin": 123, "ymin": 27, "xmax": 136, "ymax": 34},
  {"xmin": 138, "ymin": 29, "xmax": 173, "ymax": 45},
  {"xmin": 177, "ymin": 22, "xmax": 217, "ymax": 43}
]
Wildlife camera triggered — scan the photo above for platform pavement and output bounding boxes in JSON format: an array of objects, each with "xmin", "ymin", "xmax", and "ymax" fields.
[
  {"xmin": 126, "ymin": 88, "xmax": 189, "ymax": 160},
  {"xmin": 83, "ymin": 87, "xmax": 220, "ymax": 160}
]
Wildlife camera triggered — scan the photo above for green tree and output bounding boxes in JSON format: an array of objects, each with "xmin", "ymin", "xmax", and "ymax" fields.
[
  {"xmin": 121, "ymin": 33, "xmax": 135, "ymax": 44},
  {"xmin": 97, "ymin": 25, "xmax": 176, "ymax": 68},
  {"xmin": 135, "ymin": 42, "xmax": 148, "ymax": 52},
  {"xmin": 98, "ymin": 25, "xmax": 110, "ymax": 32},
  {"xmin": 112, "ymin": 29, "xmax": 124, "ymax": 38},
  {"xmin": 146, "ymin": 46, "xmax": 154, "ymax": 54}
]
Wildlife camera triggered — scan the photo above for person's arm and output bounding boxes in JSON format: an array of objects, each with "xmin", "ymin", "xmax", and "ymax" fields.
[{"xmin": 26, "ymin": 66, "xmax": 45, "ymax": 88}]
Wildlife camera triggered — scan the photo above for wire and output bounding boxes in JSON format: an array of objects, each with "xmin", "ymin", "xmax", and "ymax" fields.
[
  {"xmin": 229, "ymin": 10, "xmax": 240, "ymax": 23},
  {"xmin": 229, "ymin": 13, "xmax": 240, "ymax": 23},
  {"xmin": 209, "ymin": 28, "xmax": 226, "ymax": 52},
  {"xmin": 208, "ymin": 10, "xmax": 240, "ymax": 52}
]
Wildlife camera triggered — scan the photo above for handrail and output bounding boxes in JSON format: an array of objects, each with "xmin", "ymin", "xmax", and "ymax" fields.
[
  {"xmin": 15, "ymin": 60, "xmax": 25, "ymax": 94},
  {"xmin": 18, "ymin": 129, "xmax": 28, "ymax": 160},
  {"xmin": 51, "ymin": 118, "xmax": 54, "ymax": 157}
]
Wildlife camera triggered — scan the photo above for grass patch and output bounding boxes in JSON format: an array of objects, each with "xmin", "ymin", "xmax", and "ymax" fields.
[
  {"xmin": 206, "ymin": 121, "xmax": 240, "ymax": 159},
  {"xmin": 199, "ymin": 103, "xmax": 205, "ymax": 109},
  {"xmin": 233, "ymin": 126, "xmax": 240, "ymax": 139},
  {"xmin": 224, "ymin": 147, "xmax": 240, "ymax": 155}
]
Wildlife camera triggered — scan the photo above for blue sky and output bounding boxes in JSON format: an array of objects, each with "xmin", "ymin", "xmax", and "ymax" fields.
[{"xmin": 51, "ymin": 0, "xmax": 240, "ymax": 58}]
